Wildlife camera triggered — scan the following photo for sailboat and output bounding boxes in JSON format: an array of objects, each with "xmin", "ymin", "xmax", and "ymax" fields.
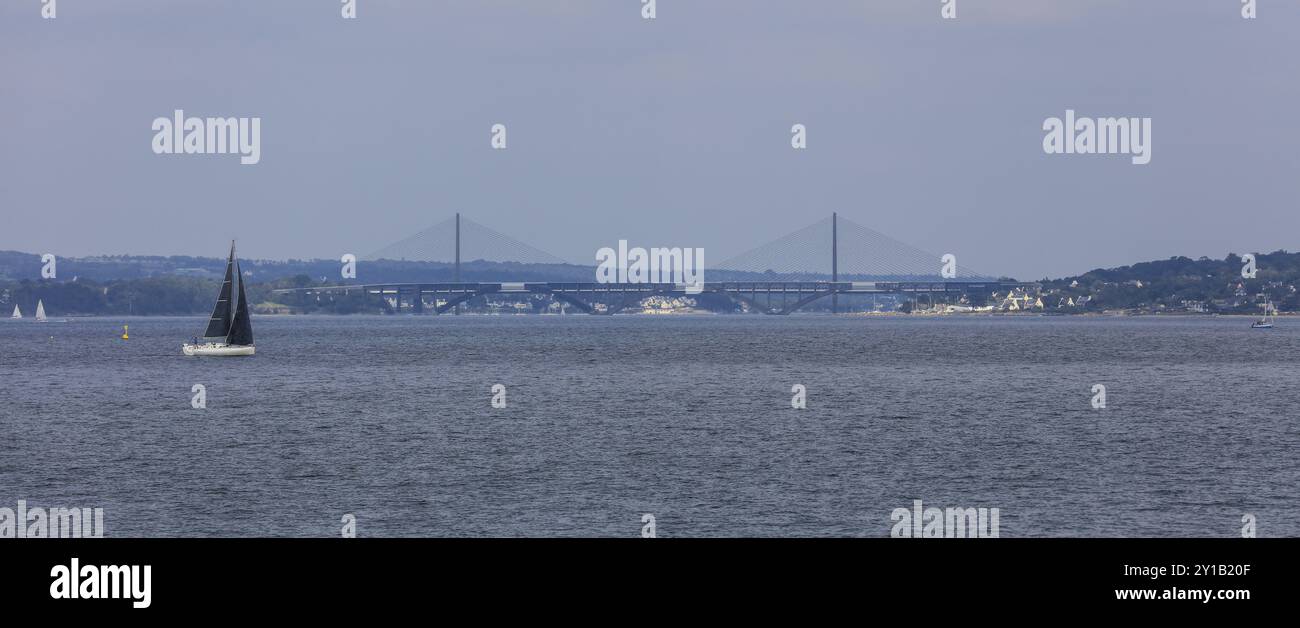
[
  {"xmin": 182, "ymin": 241, "xmax": 255, "ymax": 356},
  {"xmin": 10, "ymin": 305, "xmax": 21, "ymax": 319},
  {"xmin": 1252, "ymin": 300, "xmax": 1275, "ymax": 329},
  {"xmin": 34, "ymin": 300, "xmax": 47, "ymax": 322}
]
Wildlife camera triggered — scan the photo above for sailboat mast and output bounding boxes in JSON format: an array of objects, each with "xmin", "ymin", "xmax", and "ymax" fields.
[{"xmin": 228, "ymin": 240, "xmax": 236, "ymax": 338}]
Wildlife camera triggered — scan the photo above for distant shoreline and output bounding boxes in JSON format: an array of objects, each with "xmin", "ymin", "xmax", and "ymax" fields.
[{"xmin": 8, "ymin": 312, "xmax": 1287, "ymax": 319}]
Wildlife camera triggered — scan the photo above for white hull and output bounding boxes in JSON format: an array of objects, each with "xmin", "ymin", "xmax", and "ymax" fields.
[{"xmin": 182, "ymin": 343, "xmax": 255, "ymax": 356}]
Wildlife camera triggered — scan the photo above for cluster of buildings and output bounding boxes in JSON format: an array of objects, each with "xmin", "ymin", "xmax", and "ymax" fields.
[
  {"xmin": 638, "ymin": 295, "xmax": 699, "ymax": 314},
  {"xmin": 394, "ymin": 294, "xmax": 702, "ymax": 315},
  {"xmin": 927, "ymin": 288, "xmax": 1089, "ymax": 314},
  {"xmin": 1003, "ymin": 288, "xmax": 1092, "ymax": 312},
  {"xmin": 1204, "ymin": 281, "xmax": 1296, "ymax": 312}
]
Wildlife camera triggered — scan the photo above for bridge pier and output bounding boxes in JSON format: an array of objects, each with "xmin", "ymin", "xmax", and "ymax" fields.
[{"xmin": 832, "ymin": 211, "xmax": 838, "ymax": 314}]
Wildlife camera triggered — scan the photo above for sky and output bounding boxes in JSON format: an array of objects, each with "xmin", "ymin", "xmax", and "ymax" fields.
[{"xmin": 2, "ymin": 0, "xmax": 1297, "ymax": 280}]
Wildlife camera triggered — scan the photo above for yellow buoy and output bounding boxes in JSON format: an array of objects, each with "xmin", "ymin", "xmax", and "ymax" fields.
[{"xmin": 121, "ymin": 324, "xmax": 129, "ymax": 340}]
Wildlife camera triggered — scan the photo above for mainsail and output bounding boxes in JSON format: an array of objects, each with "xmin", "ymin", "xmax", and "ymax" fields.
[
  {"xmin": 10, "ymin": 305, "xmax": 20, "ymax": 319},
  {"xmin": 203, "ymin": 243, "xmax": 236, "ymax": 338},
  {"xmin": 35, "ymin": 300, "xmax": 47, "ymax": 321},
  {"xmin": 227, "ymin": 261, "xmax": 254, "ymax": 346}
]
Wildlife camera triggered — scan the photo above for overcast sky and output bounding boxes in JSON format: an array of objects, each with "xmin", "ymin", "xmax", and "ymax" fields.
[{"xmin": 2, "ymin": 0, "xmax": 1297, "ymax": 279}]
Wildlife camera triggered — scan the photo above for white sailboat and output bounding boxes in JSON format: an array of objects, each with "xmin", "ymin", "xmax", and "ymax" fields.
[
  {"xmin": 183, "ymin": 241, "xmax": 255, "ymax": 356},
  {"xmin": 34, "ymin": 300, "xmax": 47, "ymax": 322},
  {"xmin": 10, "ymin": 305, "xmax": 21, "ymax": 319},
  {"xmin": 1252, "ymin": 300, "xmax": 1275, "ymax": 329}
]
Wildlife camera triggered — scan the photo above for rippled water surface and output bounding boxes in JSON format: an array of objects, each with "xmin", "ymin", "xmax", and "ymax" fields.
[{"xmin": 2, "ymin": 315, "xmax": 1297, "ymax": 537}]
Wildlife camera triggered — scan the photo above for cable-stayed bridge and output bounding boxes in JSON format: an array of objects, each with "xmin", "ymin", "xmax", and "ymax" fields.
[
  {"xmin": 365, "ymin": 214, "xmax": 572, "ymax": 269},
  {"xmin": 276, "ymin": 214, "xmax": 1030, "ymax": 314}
]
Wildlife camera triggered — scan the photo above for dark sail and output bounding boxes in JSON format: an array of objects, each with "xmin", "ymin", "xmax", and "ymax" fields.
[
  {"xmin": 202, "ymin": 243, "xmax": 235, "ymax": 338},
  {"xmin": 226, "ymin": 261, "xmax": 254, "ymax": 346}
]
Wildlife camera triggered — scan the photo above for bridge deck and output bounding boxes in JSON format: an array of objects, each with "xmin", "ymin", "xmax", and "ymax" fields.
[{"xmin": 272, "ymin": 280, "xmax": 1035, "ymax": 315}]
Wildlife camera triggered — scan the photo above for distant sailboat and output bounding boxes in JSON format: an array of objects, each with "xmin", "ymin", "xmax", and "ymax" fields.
[
  {"xmin": 182, "ymin": 241, "xmax": 255, "ymax": 356},
  {"xmin": 34, "ymin": 300, "xmax": 47, "ymax": 322},
  {"xmin": 10, "ymin": 305, "xmax": 21, "ymax": 319},
  {"xmin": 1252, "ymin": 300, "xmax": 1275, "ymax": 329}
]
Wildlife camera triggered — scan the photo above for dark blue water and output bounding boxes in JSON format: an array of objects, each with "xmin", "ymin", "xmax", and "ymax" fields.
[{"xmin": 1, "ymin": 315, "xmax": 1296, "ymax": 537}]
